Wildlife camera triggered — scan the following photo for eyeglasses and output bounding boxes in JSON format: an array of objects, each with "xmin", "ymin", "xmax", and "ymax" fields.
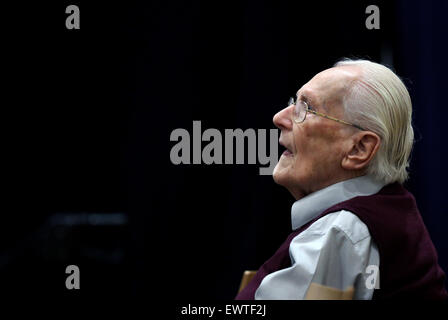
[{"xmin": 288, "ymin": 97, "xmax": 365, "ymax": 131}]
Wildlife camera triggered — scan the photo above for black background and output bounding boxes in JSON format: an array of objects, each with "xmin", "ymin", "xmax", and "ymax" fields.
[{"xmin": 2, "ymin": 0, "xmax": 447, "ymax": 304}]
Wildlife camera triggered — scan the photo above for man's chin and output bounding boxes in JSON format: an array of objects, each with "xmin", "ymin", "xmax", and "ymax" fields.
[{"xmin": 272, "ymin": 164, "xmax": 288, "ymax": 186}]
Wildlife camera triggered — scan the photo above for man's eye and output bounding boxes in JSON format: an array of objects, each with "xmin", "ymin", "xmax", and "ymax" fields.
[{"xmin": 307, "ymin": 105, "xmax": 315, "ymax": 111}]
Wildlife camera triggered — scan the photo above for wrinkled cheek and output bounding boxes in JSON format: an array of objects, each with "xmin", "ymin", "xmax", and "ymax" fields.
[{"xmin": 292, "ymin": 122, "xmax": 314, "ymax": 151}]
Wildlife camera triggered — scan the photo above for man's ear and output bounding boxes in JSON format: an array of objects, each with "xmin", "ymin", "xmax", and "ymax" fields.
[{"xmin": 341, "ymin": 131, "xmax": 381, "ymax": 171}]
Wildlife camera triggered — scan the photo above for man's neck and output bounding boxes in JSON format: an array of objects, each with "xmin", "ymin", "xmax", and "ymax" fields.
[{"xmin": 291, "ymin": 171, "xmax": 365, "ymax": 201}]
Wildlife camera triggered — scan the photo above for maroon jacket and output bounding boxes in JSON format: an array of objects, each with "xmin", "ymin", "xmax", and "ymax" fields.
[{"xmin": 236, "ymin": 183, "xmax": 448, "ymax": 300}]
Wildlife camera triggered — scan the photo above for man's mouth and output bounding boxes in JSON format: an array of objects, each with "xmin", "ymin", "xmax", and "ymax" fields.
[{"xmin": 279, "ymin": 141, "xmax": 293, "ymax": 157}]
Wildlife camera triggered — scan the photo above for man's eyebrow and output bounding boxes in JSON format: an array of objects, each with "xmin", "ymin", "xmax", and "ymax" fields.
[
  {"xmin": 296, "ymin": 91, "xmax": 316, "ymax": 106},
  {"xmin": 298, "ymin": 92, "xmax": 329, "ymax": 112}
]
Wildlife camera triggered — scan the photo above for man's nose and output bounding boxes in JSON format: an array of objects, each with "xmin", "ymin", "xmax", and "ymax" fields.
[{"xmin": 273, "ymin": 105, "xmax": 293, "ymax": 130}]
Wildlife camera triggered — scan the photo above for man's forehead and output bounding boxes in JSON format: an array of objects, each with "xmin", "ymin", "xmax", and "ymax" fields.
[{"xmin": 296, "ymin": 66, "xmax": 360, "ymax": 102}]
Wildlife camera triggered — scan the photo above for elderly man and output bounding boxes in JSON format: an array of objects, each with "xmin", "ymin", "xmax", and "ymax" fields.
[{"xmin": 236, "ymin": 59, "xmax": 448, "ymax": 300}]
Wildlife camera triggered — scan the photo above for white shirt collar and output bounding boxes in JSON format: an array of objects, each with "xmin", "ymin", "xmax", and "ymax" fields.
[{"xmin": 291, "ymin": 175, "xmax": 386, "ymax": 230}]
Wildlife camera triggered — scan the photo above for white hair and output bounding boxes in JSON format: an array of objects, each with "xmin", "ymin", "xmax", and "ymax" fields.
[{"xmin": 334, "ymin": 58, "xmax": 414, "ymax": 185}]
